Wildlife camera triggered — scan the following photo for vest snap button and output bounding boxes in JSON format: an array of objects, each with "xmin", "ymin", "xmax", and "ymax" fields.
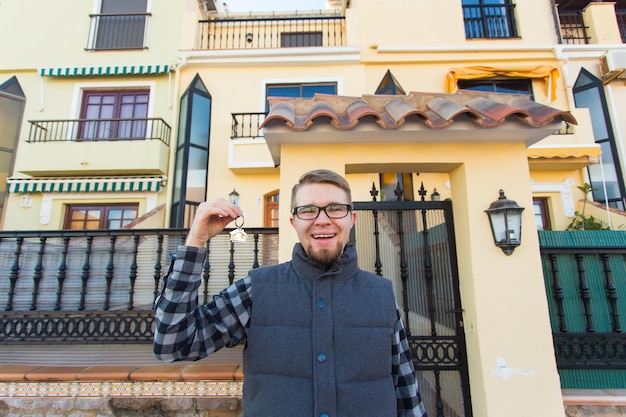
[
  {"xmin": 317, "ymin": 353, "xmax": 327, "ymax": 362},
  {"xmin": 317, "ymin": 299, "xmax": 325, "ymax": 308}
]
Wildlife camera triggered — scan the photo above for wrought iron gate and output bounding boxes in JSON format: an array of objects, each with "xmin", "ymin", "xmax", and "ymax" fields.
[{"xmin": 351, "ymin": 184, "xmax": 472, "ymax": 417}]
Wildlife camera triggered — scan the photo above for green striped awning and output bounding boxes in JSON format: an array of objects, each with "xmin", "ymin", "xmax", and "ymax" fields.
[
  {"xmin": 39, "ymin": 64, "xmax": 170, "ymax": 77},
  {"xmin": 7, "ymin": 177, "xmax": 165, "ymax": 194}
]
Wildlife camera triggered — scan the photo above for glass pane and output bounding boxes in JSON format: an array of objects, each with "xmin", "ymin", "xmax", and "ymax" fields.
[
  {"xmin": 574, "ymin": 87, "xmax": 609, "ymax": 140},
  {"xmin": 302, "ymin": 84, "xmax": 336, "ymax": 97},
  {"xmin": 177, "ymin": 92, "xmax": 189, "ymax": 147},
  {"xmin": 533, "ymin": 201, "xmax": 545, "ymax": 231},
  {"xmin": 108, "ymin": 209, "xmax": 123, "ymax": 220},
  {"xmin": 0, "ymin": 94, "xmax": 23, "ymax": 150},
  {"xmin": 589, "ymin": 142, "xmax": 621, "ymax": 202},
  {"xmin": 190, "ymin": 94, "xmax": 211, "ymax": 147},
  {"xmin": 101, "ymin": 0, "xmax": 146, "ymax": 13},
  {"xmin": 185, "ymin": 146, "xmax": 208, "ymax": 202},
  {"xmin": 267, "ymin": 86, "xmax": 301, "ymax": 97}
]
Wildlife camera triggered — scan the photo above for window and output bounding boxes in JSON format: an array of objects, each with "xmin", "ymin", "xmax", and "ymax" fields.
[
  {"xmin": 375, "ymin": 70, "xmax": 406, "ymax": 95},
  {"xmin": 90, "ymin": 0, "xmax": 149, "ymax": 50},
  {"xmin": 462, "ymin": 0, "xmax": 518, "ymax": 39},
  {"xmin": 64, "ymin": 204, "xmax": 138, "ymax": 230},
  {"xmin": 458, "ymin": 78, "xmax": 532, "ymax": 97},
  {"xmin": 266, "ymin": 82, "xmax": 337, "ymax": 111},
  {"xmin": 281, "ymin": 32, "xmax": 323, "ymax": 47},
  {"xmin": 533, "ymin": 198, "xmax": 551, "ymax": 231},
  {"xmin": 0, "ymin": 77, "xmax": 25, "ymax": 227},
  {"xmin": 80, "ymin": 90, "xmax": 149, "ymax": 140},
  {"xmin": 170, "ymin": 75, "xmax": 211, "ymax": 227},
  {"xmin": 573, "ymin": 68, "xmax": 626, "ymax": 210},
  {"xmin": 267, "ymin": 83, "xmax": 336, "ymax": 98}
]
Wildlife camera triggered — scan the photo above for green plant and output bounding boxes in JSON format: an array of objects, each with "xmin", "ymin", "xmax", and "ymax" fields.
[
  {"xmin": 566, "ymin": 210, "xmax": 609, "ymax": 230},
  {"xmin": 566, "ymin": 183, "xmax": 609, "ymax": 230}
]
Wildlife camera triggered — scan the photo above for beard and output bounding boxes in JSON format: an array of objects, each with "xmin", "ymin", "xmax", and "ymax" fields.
[{"xmin": 305, "ymin": 240, "xmax": 345, "ymax": 267}]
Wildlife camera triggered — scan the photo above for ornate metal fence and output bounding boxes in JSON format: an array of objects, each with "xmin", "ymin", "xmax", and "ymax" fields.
[{"xmin": 0, "ymin": 228, "xmax": 278, "ymax": 344}]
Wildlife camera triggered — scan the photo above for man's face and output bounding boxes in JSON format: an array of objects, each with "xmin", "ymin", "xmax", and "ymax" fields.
[{"xmin": 290, "ymin": 183, "xmax": 356, "ymax": 267}]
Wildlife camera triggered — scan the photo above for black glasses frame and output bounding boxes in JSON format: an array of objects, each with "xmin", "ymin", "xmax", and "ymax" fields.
[{"xmin": 292, "ymin": 204, "xmax": 352, "ymax": 220}]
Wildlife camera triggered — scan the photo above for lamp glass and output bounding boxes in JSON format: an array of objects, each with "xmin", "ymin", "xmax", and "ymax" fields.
[
  {"xmin": 229, "ymin": 189, "xmax": 239, "ymax": 205},
  {"xmin": 485, "ymin": 189, "xmax": 524, "ymax": 255}
]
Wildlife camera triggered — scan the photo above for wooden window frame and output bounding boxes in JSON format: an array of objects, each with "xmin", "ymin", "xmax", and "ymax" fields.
[{"xmin": 64, "ymin": 203, "xmax": 139, "ymax": 230}]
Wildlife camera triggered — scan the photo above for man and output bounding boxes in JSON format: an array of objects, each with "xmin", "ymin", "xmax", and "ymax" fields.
[{"xmin": 154, "ymin": 169, "xmax": 427, "ymax": 417}]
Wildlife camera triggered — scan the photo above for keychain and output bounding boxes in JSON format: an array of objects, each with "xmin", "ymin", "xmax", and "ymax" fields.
[{"xmin": 230, "ymin": 215, "xmax": 247, "ymax": 243}]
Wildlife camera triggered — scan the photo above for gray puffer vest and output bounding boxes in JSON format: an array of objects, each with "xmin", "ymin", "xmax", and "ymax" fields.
[{"xmin": 242, "ymin": 243, "xmax": 398, "ymax": 417}]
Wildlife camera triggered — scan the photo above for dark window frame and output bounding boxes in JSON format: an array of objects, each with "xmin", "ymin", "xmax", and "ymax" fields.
[
  {"xmin": 79, "ymin": 89, "xmax": 150, "ymax": 140},
  {"xmin": 457, "ymin": 78, "xmax": 533, "ymax": 98},
  {"xmin": 533, "ymin": 197, "xmax": 551, "ymax": 231},
  {"xmin": 573, "ymin": 68, "xmax": 626, "ymax": 210},
  {"xmin": 462, "ymin": 0, "xmax": 519, "ymax": 39}
]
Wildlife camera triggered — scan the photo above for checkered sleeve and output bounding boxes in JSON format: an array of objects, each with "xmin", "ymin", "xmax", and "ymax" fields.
[
  {"xmin": 393, "ymin": 308, "xmax": 428, "ymax": 417},
  {"xmin": 153, "ymin": 245, "xmax": 252, "ymax": 362}
]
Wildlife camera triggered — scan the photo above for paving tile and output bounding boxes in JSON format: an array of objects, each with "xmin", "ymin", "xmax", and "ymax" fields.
[
  {"xmin": 76, "ymin": 366, "xmax": 139, "ymax": 381},
  {"xmin": 181, "ymin": 363, "xmax": 243, "ymax": 381}
]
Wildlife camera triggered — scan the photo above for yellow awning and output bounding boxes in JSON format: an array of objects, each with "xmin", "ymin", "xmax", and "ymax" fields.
[
  {"xmin": 446, "ymin": 65, "xmax": 560, "ymax": 102},
  {"xmin": 526, "ymin": 144, "xmax": 601, "ymax": 159}
]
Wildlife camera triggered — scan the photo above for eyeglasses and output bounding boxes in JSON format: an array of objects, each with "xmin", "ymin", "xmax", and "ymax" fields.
[{"xmin": 292, "ymin": 204, "xmax": 352, "ymax": 220}]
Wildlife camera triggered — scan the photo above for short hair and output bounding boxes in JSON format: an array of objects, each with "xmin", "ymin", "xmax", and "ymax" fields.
[{"xmin": 291, "ymin": 169, "xmax": 353, "ymax": 210}]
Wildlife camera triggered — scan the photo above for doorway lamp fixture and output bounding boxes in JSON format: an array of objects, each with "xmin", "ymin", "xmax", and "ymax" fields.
[
  {"xmin": 229, "ymin": 189, "xmax": 240, "ymax": 205},
  {"xmin": 485, "ymin": 189, "xmax": 525, "ymax": 255}
]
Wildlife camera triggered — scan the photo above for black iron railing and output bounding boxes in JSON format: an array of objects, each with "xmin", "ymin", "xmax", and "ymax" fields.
[
  {"xmin": 554, "ymin": 122, "xmax": 575, "ymax": 135},
  {"xmin": 231, "ymin": 112, "xmax": 266, "ymax": 139},
  {"xmin": 198, "ymin": 16, "xmax": 346, "ymax": 49},
  {"xmin": 0, "ymin": 228, "xmax": 278, "ymax": 344},
  {"xmin": 559, "ymin": 10, "xmax": 589, "ymax": 45},
  {"xmin": 27, "ymin": 118, "xmax": 171, "ymax": 145},
  {"xmin": 462, "ymin": 3, "xmax": 518, "ymax": 39},
  {"xmin": 87, "ymin": 13, "xmax": 150, "ymax": 50}
]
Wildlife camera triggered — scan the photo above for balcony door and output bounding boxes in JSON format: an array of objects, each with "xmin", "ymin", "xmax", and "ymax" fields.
[
  {"xmin": 80, "ymin": 90, "xmax": 149, "ymax": 140},
  {"xmin": 95, "ymin": 0, "xmax": 148, "ymax": 50}
]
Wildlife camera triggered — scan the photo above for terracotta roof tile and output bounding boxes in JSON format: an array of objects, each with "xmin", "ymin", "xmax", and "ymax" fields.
[{"xmin": 262, "ymin": 91, "xmax": 577, "ymax": 131}]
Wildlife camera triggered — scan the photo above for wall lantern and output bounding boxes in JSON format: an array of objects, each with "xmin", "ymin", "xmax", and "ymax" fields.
[
  {"xmin": 229, "ymin": 189, "xmax": 240, "ymax": 205},
  {"xmin": 246, "ymin": 33, "xmax": 253, "ymax": 43},
  {"xmin": 430, "ymin": 188, "xmax": 441, "ymax": 201},
  {"xmin": 485, "ymin": 189, "xmax": 525, "ymax": 255}
]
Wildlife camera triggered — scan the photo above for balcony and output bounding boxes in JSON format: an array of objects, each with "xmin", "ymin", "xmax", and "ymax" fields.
[
  {"xmin": 19, "ymin": 118, "xmax": 171, "ymax": 176},
  {"xmin": 228, "ymin": 112, "xmax": 275, "ymax": 173},
  {"xmin": 462, "ymin": 3, "xmax": 519, "ymax": 39},
  {"xmin": 559, "ymin": 10, "xmax": 589, "ymax": 44},
  {"xmin": 86, "ymin": 13, "xmax": 150, "ymax": 51},
  {"xmin": 197, "ymin": 16, "xmax": 346, "ymax": 50}
]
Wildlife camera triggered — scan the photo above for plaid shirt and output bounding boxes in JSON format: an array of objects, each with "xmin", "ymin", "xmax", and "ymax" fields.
[{"xmin": 154, "ymin": 245, "xmax": 427, "ymax": 417}]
